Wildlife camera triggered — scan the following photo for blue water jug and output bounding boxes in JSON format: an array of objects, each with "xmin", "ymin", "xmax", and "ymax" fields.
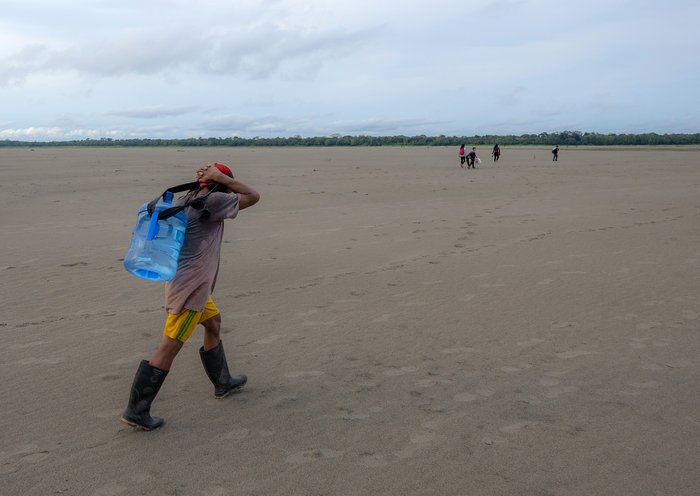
[{"xmin": 124, "ymin": 192, "xmax": 188, "ymax": 282}]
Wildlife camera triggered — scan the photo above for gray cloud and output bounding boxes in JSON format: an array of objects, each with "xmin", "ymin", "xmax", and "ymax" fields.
[
  {"xmin": 330, "ymin": 118, "xmax": 444, "ymax": 134},
  {"xmin": 0, "ymin": 24, "xmax": 379, "ymax": 85},
  {"xmin": 193, "ymin": 115, "xmax": 443, "ymax": 137},
  {"xmin": 107, "ymin": 106, "xmax": 200, "ymax": 119},
  {"xmin": 498, "ymin": 86, "xmax": 527, "ymax": 106}
]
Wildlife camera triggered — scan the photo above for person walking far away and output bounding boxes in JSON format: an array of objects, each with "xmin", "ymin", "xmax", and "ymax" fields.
[
  {"xmin": 492, "ymin": 144, "xmax": 501, "ymax": 162},
  {"xmin": 467, "ymin": 147, "xmax": 477, "ymax": 168},
  {"xmin": 459, "ymin": 144, "xmax": 466, "ymax": 168},
  {"xmin": 552, "ymin": 145, "xmax": 559, "ymax": 162},
  {"xmin": 121, "ymin": 162, "xmax": 260, "ymax": 431}
]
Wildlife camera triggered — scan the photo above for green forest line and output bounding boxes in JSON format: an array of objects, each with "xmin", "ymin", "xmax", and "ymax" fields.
[{"xmin": 2, "ymin": 131, "xmax": 700, "ymax": 147}]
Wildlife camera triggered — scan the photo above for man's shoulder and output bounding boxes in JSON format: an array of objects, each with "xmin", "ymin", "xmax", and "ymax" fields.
[{"xmin": 207, "ymin": 191, "xmax": 239, "ymax": 207}]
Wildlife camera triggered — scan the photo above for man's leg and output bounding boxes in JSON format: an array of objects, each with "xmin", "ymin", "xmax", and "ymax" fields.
[
  {"xmin": 149, "ymin": 335, "xmax": 184, "ymax": 371},
  {"xmin": 121, "ymin": 336, "xmax": 181, "ymax": 431},
  {"xmin": 121, "ymin": 309, "xmax": 197, "ymax": 430},
  {"xmin": 201, "ymin": 313, "xmax": 222, "ymax": 351},
  {"xmin": 198, "ymin": 300, "xmax": 247, "ymax": 398}
]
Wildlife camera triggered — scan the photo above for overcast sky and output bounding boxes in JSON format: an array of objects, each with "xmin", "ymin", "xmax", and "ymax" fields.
[{"xmin": 1, "ymin": 0, "xmax": 698, "ymax": 141}]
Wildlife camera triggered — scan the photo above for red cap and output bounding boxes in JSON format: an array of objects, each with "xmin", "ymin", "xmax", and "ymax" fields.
[{"xmin": 199, "ymin": 162, "xmax": 233, "ymax": 187}]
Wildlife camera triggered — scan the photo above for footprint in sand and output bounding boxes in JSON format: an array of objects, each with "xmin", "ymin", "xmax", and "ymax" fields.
[
  {"xmin": 254, "ymin": 334, "xmax": 286, "ymax": 345},
  {"xmin": 458, "ymin": 294, "xmax": 476, "ymax": 302},
  {"xmin": 16, "ymin": 357, "xmax": 65, "ymax": 365},
  {"xmin": 539, "ymin": 377, "xmax": 560, "ymax": 387},
  {"xmin": 285, "ymin": 449, "xmax": 343, "ymax": 464},
  {"xmin": 421, "ymin": 420, "xmax": 440, "ymax": 431},
  {"xmin": 454, "ymin": 392, "xmax": 477, "ymax": 402},
  {"xmin": 499, "ymin": 422, "xmax": 531, "ymax": 434},
  {"xmin": 60, "ymin": 261, "xmax": 88, "ymax": 267},
  {"xmin": 544, "ymin": 386, "xmax": 576, "ymax": 398},
  {"xmin": 414, "ymin": 378, "xmax": 444, "ymax": 388},
  {"xmin": 631, "ymin": 381, "xmax": 662, "ymax": 389},
  {"xmin": 383, "ymin": 366, "xmax": 418, "ymax": 376},
  {"xmin": 635, "ymin": 322, "xmax": 661, "ymax": 330},
  {"xmin": 629, "ymin": 337, "xmax": 650, "ymax": 349},
  {"xmin": 482, "ymin": 435, "xmax": 507, "ymax": 446},
  {"xmin": 556, "ymin": 350, "xmax": 601, "ymax": 359},
  {"xmin": 640, "ymin": 362, "xmax": 666, "ymax": 371},
  {"xmin": 201, "ymin": 487, "xmax": 230, "ymax": 496},
  {"xmin": 440, "ymin": 346, "xmax": 477, "ymax": 354},
  {"xmin": 681, "ymin": 310, "xmax": 699, "ymax": 320},
  {"xmin": 340, "ymin": 412, "xmax": 370, "ymax": 421},
  {"xmin": 537, "ymin": 278, "xmax": 555, "ymax": 285},
  {"xmin": 663, "ymin": 360, "xmax": 692, "ymax": 368},
  {"xmin": 93, "ymin": 482, "xmax": 128, "ymax": 496},
  {"xmin": 477, "ymin": 388, "xmax": 495, "ymax": 397},
  {"xmin": 372, "ymin": 313, "xmax": 394, "ymax": 323},
  {"xmin": 4, "ymin": 445, "xmax": 51, "ymax": 470},
  {"xmin": 284, "ymin": 371, "xmax": 324, "ymax": 379},
  {"xmin": 358, "ymin": 452, "xmax": 389, "ymax": 468},
  {"xmin": 301, "ymin": 320, "xmax": 336, "ymax": 327},
  {"xmin": 409, "ymin": 432, "xmax": 444, "ymax": 446},
  {"xmin": 544, "ymin": 370, "xmax": 568, "ymax": 377},
  {"xmin": 223, "ymin": 428, "xmax": 250, "ymax": 440},
  {"xmin": 95, "ymin": 409, "xmax": 123, "ymax": 419},
  {"xmin": 619, "ymin": 388, "xmax": 643, "ymax": 396},
  {"xmin": 517, "ymin": 394, "xmax": 542, "ymax": 405},
  {"xmin": 398, "ymin": 301, "xmax": 429, "ymax": 307},
  {"xmin": 9, "ymin": 341, "xmax": 48, "ymax": 350},
  {"xmin": 551, "ymin": 321, "xmax": 575, "ymax": 329},
  {"xmin": 500, "ymin": 366, "xmax": 522, "ymax": 373},
  {"xmin": 334, "ymin": 298, "xmax": 361, "ymax": 304},
  {"xmin": 296, "ymin": 309, "xmax": 319, "ymax": 317}
]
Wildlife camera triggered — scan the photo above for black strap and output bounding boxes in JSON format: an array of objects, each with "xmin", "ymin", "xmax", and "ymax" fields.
[{"xmin": 147, "ymin": 182, "xmax": 227, "ymax": 221}]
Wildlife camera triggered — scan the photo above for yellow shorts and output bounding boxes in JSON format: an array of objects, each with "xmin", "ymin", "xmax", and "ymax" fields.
[{"xmin": 164, "ymin": 298, "xmax": 220, "ymax": 343}]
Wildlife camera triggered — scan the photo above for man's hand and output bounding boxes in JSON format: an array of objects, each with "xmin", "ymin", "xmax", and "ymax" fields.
[
  {"xmin": 195, "ymin": 164, "xmax": 260, "ymax": 210},
  {"xmin": 196, "ymin": 164, "xmax": 230, "ymax": 184}
]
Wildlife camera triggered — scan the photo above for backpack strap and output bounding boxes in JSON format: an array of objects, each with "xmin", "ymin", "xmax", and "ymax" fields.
[{"xmin": 147, "ymin": 182, "xmax": 229, "ymax": 221}]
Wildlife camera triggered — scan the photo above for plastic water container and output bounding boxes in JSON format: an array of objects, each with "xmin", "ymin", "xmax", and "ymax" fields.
[{"xmin": 124, "ymin": 192, "xmax": 188, "ymax": 282}]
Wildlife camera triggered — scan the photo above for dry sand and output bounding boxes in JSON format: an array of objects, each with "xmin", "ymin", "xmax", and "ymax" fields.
[{"xmin": 1, "ymin": 146, "xmax": 699, "ymax": 495}]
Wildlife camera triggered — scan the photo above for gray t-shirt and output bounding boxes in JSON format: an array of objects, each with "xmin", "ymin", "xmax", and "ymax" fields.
[{"xmin": 165, "ymin": 191, "xmax": 240, "ymax": 314}]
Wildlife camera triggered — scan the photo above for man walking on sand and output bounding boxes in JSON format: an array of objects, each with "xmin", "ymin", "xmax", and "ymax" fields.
[
  {"xmin": 466, "ymin": 147, "xmax": 477, "ymax": 168},
  {"xmin": 121, "ymin": 162, "xmax": 260, "ymax": 431}
]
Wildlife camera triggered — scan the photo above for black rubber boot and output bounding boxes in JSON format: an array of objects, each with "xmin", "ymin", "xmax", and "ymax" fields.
[
  {"xmin": 120, "ymin": 360, "xmax": 168, "ymax": 431},
  {"xmin": 199, "ymin": 340, "xmax": 247, "ymax": 398}
]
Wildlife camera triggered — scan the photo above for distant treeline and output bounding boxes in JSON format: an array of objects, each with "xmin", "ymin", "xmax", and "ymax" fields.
[{"xmin": 2, "ymin": 131, "xmax": 700, "ymax": 147}]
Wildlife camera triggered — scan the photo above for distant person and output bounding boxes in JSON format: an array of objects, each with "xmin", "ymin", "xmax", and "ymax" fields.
[
  {"xmin": 492, "ymin": 144, "xmax": 501, "ymax": 162},
  {"xmin": 552, "ymin": 145, "xmax": 559, "ymax": 162},
  {"xmin": 120, "ymin": 163, "xmax": 260, "ymax": 431},
  {"xmin": 467, "ymin": 147, "xmax": 477, "ymax": 168},
  {"xmin": 459, "ymin": 144, "xmax": 466, "ymax": 168}
]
